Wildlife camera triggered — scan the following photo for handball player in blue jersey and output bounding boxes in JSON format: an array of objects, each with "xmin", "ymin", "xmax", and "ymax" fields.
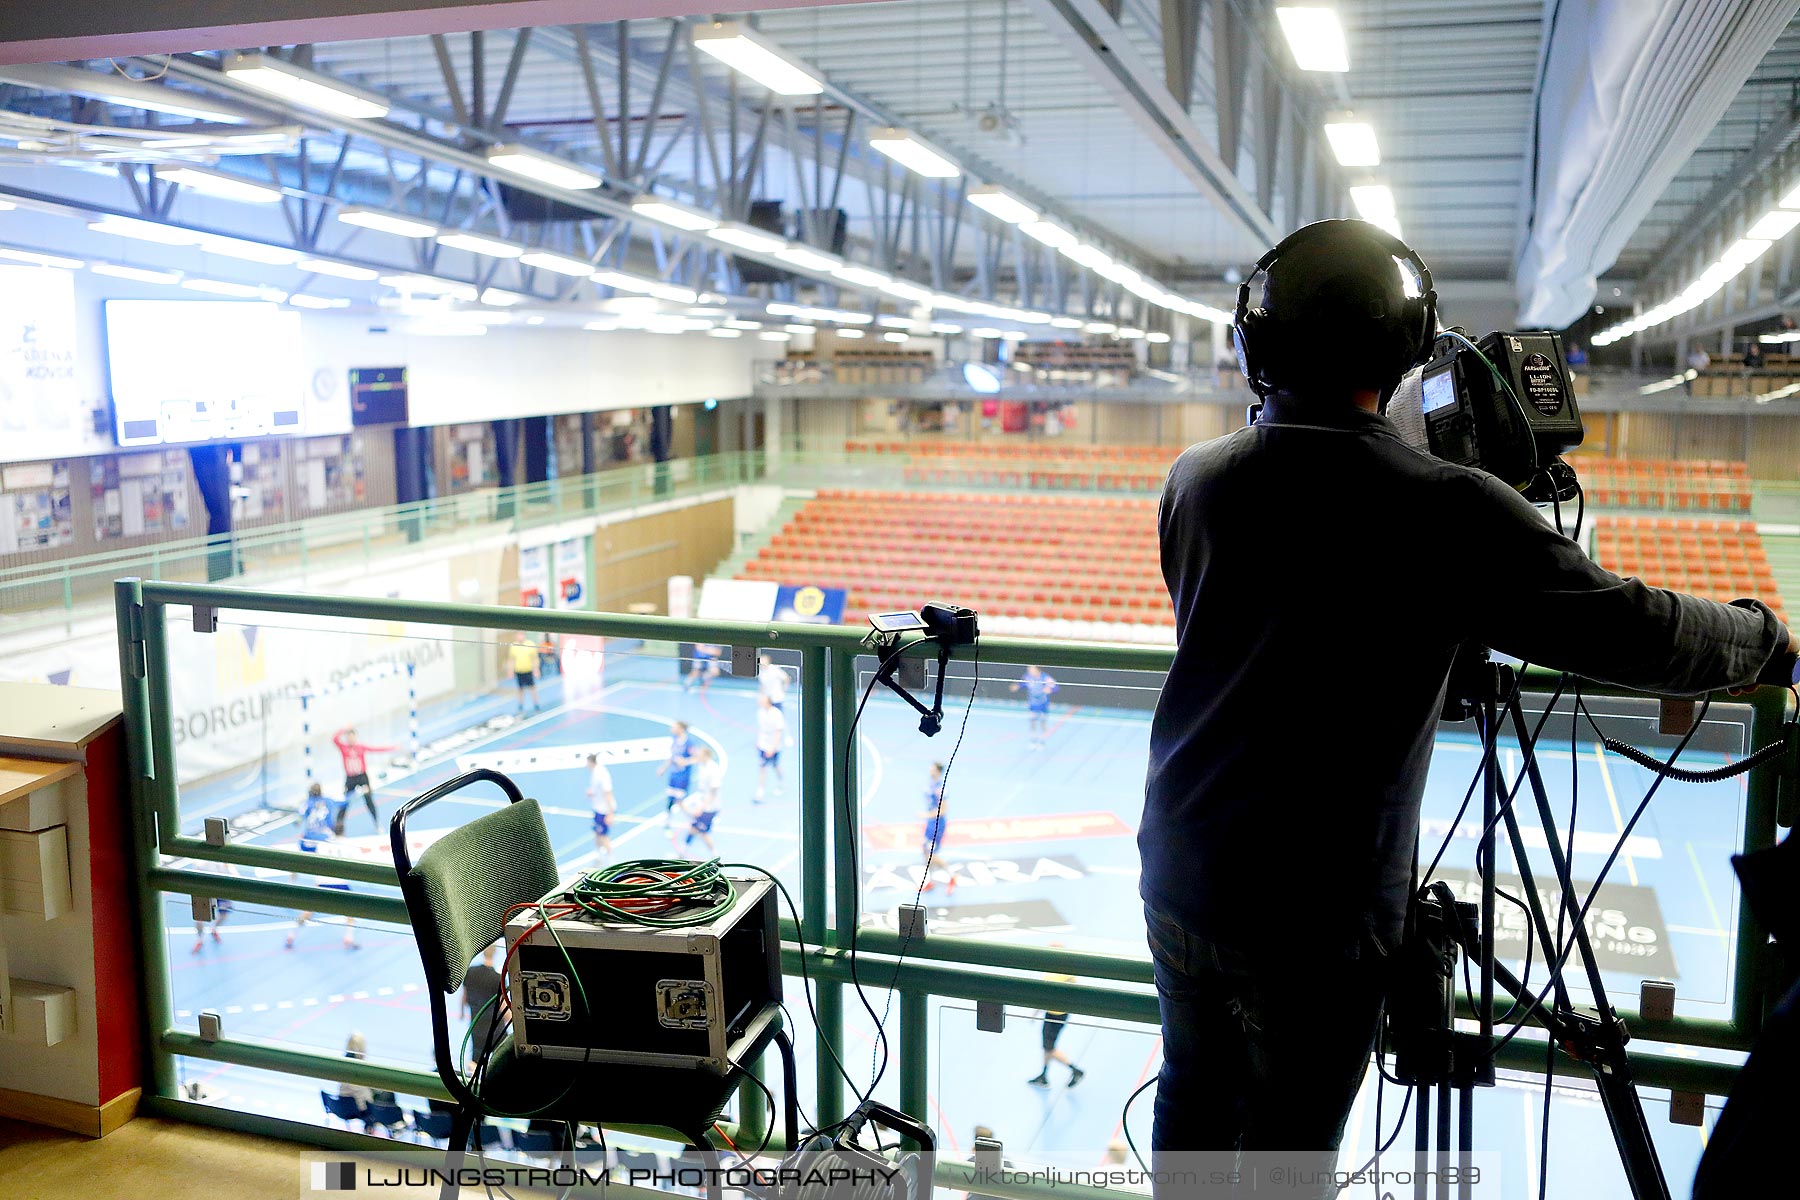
[
  {"xmin": 684, "ymin": 643, "xmax": 722, "ymax": 694},
  {"xmin": 288, "ymin": 782, "xmax": 357, "ymax": 949},
  {"xmin": 919, "ymin": 762, "xmax": 956, "ymax": 894},
  {"xmin": 1011, "ymin": 665, "xmax": 1058, "ymax": 750},
  {"xmin": 657, "ymin": 720, "xmax": 698, "ymax": 828}
]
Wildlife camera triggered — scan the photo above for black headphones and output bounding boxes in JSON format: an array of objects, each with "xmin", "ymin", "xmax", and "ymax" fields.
[{"xmin": 1233, "ymin": 219, "xmax": 1438, "ymax": 401}]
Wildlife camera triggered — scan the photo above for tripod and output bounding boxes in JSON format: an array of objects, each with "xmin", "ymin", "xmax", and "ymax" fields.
[{"xmin": 1389, "ymin": 648, "xmax": 1668, "ymax": 1200}]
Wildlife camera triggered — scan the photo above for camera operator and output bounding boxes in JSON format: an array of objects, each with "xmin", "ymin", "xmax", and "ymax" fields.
[{"xmin": 1141, "ymin": 219, "xmax": 1798, "ymax": 1194}]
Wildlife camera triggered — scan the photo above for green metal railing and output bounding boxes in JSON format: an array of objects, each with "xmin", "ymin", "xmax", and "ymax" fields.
[{"xmin": 113, "ymin": 580, "xmax": 1792, "ymax": 1156}]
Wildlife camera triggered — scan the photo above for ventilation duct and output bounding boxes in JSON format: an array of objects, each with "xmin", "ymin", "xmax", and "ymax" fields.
[{"xmin": 1514, "ymin": 0, "xmax": 1799, "ymax": 328}]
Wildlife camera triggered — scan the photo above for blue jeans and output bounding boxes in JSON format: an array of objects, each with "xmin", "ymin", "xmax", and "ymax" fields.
[{"xmin": 1145, "ymin": 904, "xmax": 1388, "ymax": 1198}]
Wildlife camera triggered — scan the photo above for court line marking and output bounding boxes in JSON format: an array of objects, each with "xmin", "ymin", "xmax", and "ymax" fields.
[
  {"xmin": 1683, "ymin": 841, "xmax": 1728, "ymax": 938},
  {"xmin": 1589, "ymin": 742, "xmax": 1638, "ymax": 887}
]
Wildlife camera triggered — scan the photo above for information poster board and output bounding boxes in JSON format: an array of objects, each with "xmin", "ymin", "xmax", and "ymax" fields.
[
  {"xmin": 0, "ymin": 460, "xmax": 73, "ymax": 554},
  {"xmin": 88, "ymin": 452, "xmax": 189, "ymax": 541}
]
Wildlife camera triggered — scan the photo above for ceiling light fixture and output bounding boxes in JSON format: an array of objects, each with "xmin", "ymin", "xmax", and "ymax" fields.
[
  {"xmin": 1020, "ymin": 220, "xmax": 1080, "ymax": 251},
  {"xmin": 648, "ymin": 283, "xmax": 701, "ymax": 304},
  {"xmin": 153, "ymin": 164, "xmax": 283, "ymax": 204},
  {"xmin": 1061, "ymin": 243, "xmax": 1115, "ymax": 270},
  {"xmin": 1746, "ymin": 210, "xmax": 1800, "ymax": 242},
  {"xmin": 692, "ymin": 21, "xmax": 825, "ymax": 96},
  {"xmin": 484, "ymin": 144, "xmax": 602, "ymax": 190},
  {"xmin": 519, "ymin": 249, "xmax": 595, "ymax": 276},
  {"xmin": 1722, "ymin": 237, "xmax": 1773, "ymax": 269},
  {"xmin": 775, "ymin": 244, "xmax": 842, "ymax": 272},
  {"xmin": 0, "ymin": 245, "xmax": 84, "ymax": 269},
  {"xmin": 298, "ymin": 258, "xmax": 380, "ymax": 280},
  {"xmin": 222, "ymin": 53, "xmax": 391, "ymax": 120},
  {"xmin": 1323, "ymin": 120, "xmax": 1380, "ymax": 167},
  {"xmin": 336, "ymin": 206, "xmax": 437, "ymax": 238},
  {"xmin": 89, "ymin": 216, "xmax": 199, "ymax": 246},
  {"xmin": 287, "ymin": 294, "xmax": 351, "ymax": 309},
  {"xmin": 832, "ymin": 264, "xmax": 892, "ymax": 289},
  {"xmin": 630, "ymin": 196, "xmax": 720, "ymax": 232},
  {"xmin": 1275, "ymin": 7, "xmax": 1350, "ymax": 72},
  {"xmin": 967, "ymin": 186, "xmax": 1039, "ymax": 225},
  {"xmin": 436, "ymin": 231, "xmax": 525, "ymax": 258},
  {"xmin": 592, "ymin": 270, "xmax": 657, "ymax": 294},
  {"xmin": 708, "ymin": 223, "xmax": 787, "ymax": 254},
  {"xmin": 868, "ymin": 128, "xmax": 961, "ymax": 179}
]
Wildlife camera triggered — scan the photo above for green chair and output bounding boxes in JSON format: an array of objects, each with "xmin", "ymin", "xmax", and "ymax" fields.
[{"xmin": 390, "ymin": 768, "xmax": 796, "ymax": 1187}]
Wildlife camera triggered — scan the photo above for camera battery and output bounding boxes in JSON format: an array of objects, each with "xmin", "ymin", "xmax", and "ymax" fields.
[{"xmin": 504, "ymin": 875, "xmax": 781, "ymax": 1074}]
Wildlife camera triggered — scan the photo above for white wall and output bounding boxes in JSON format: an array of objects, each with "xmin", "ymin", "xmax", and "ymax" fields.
[{"xmin": 299, "ymin": 312, "xmax": 762, "ymax": 427}]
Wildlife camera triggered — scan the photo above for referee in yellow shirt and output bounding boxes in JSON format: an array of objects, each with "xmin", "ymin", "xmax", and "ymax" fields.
[
  {"xmin": 508, "ymin": 633, "xmax": 541, "ymax": 713},
  {"xmin": 1028, "ymin": 944, "xmax": 1085, "ymax": 1088}
]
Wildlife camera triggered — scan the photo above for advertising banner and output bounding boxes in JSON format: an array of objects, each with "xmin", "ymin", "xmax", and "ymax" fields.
[
  {"xmin": 552, "ymin": 537, "xmax": 588, "ymax": 609},
  {"xmin": 519, "ymin": 544, "xmax": 549, "ymax": 609}
]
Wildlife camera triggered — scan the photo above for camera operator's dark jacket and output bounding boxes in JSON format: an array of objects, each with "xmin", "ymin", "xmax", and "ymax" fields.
[{"xmin": 1143, "ymin": 392, "xmax": 1791, "ymax": 957}]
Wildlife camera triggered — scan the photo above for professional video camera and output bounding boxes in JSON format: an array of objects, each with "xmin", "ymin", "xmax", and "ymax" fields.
[
  {"xmin": 1235, "ymin": 219, "xmax": 1586, "ymax": 507},
  {"xmin": 1389, "ymin": 328, "xmax": 1586, "ymax": 505}
]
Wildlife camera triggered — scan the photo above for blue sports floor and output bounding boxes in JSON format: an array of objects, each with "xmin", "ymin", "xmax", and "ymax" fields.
[{"xmin": 162, "ymin": 632, "xmax": 1756, "ymax": 1198}]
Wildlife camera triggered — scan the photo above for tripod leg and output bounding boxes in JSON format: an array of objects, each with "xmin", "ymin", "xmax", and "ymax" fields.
[
  {"xmin": 1457, "ymin": 1084, "xmax": 1474, "ymax": 1200},
  {"xmin": 1435, "ymin": 1083, "xmax": 1451, "ymax": 1200},
  {"xmin": 1415, "ymin": 1083, "xmax": 1431, "ymax": 1200},
  {"xmin": 1591, "ymin": 1061, "xmax": 1672, "ymax": 1200},
  {"xmin": 1478, "ymin": 701, "xmax": 1499, "ymax": 1041}
]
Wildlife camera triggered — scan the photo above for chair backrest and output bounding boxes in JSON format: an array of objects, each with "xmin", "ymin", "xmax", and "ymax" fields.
[
  {"xmin": 365, "ymin": 1102, "xmax": 405, "ymax": 1128},
  {"xmin": 391, "ymin": 769, "xmax": 559, "ymax": 994},
  {"xmin": 321, "ymin": 1092, "xmax": 365, "ymax": 1121},
  {"xmin": 411, "ymin": 1109, "xmax": 453, "ymax": 1139},
  {"xmin": 389, "ymin": 769, "xmax": 559, "ymax": 1106}
]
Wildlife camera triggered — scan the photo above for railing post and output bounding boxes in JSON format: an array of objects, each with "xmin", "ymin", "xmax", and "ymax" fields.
[
  {"xmin": 899, "ymin": 990, "xmax": 929, "ymax": 1140},
  {"xmin": 800, "ymin": 647, "xmax": 828, "ymax": 948},
  {"xmin": 828, "ymin": 648, "xmax": 861, "ymax": 943},
  {"xmin": 114, "ymin": 580, "xmax": 177, "ymax": 1098},
  {"xmin": 815, "ymin": 979, "xmax": 845, "ymax": 1128}
]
